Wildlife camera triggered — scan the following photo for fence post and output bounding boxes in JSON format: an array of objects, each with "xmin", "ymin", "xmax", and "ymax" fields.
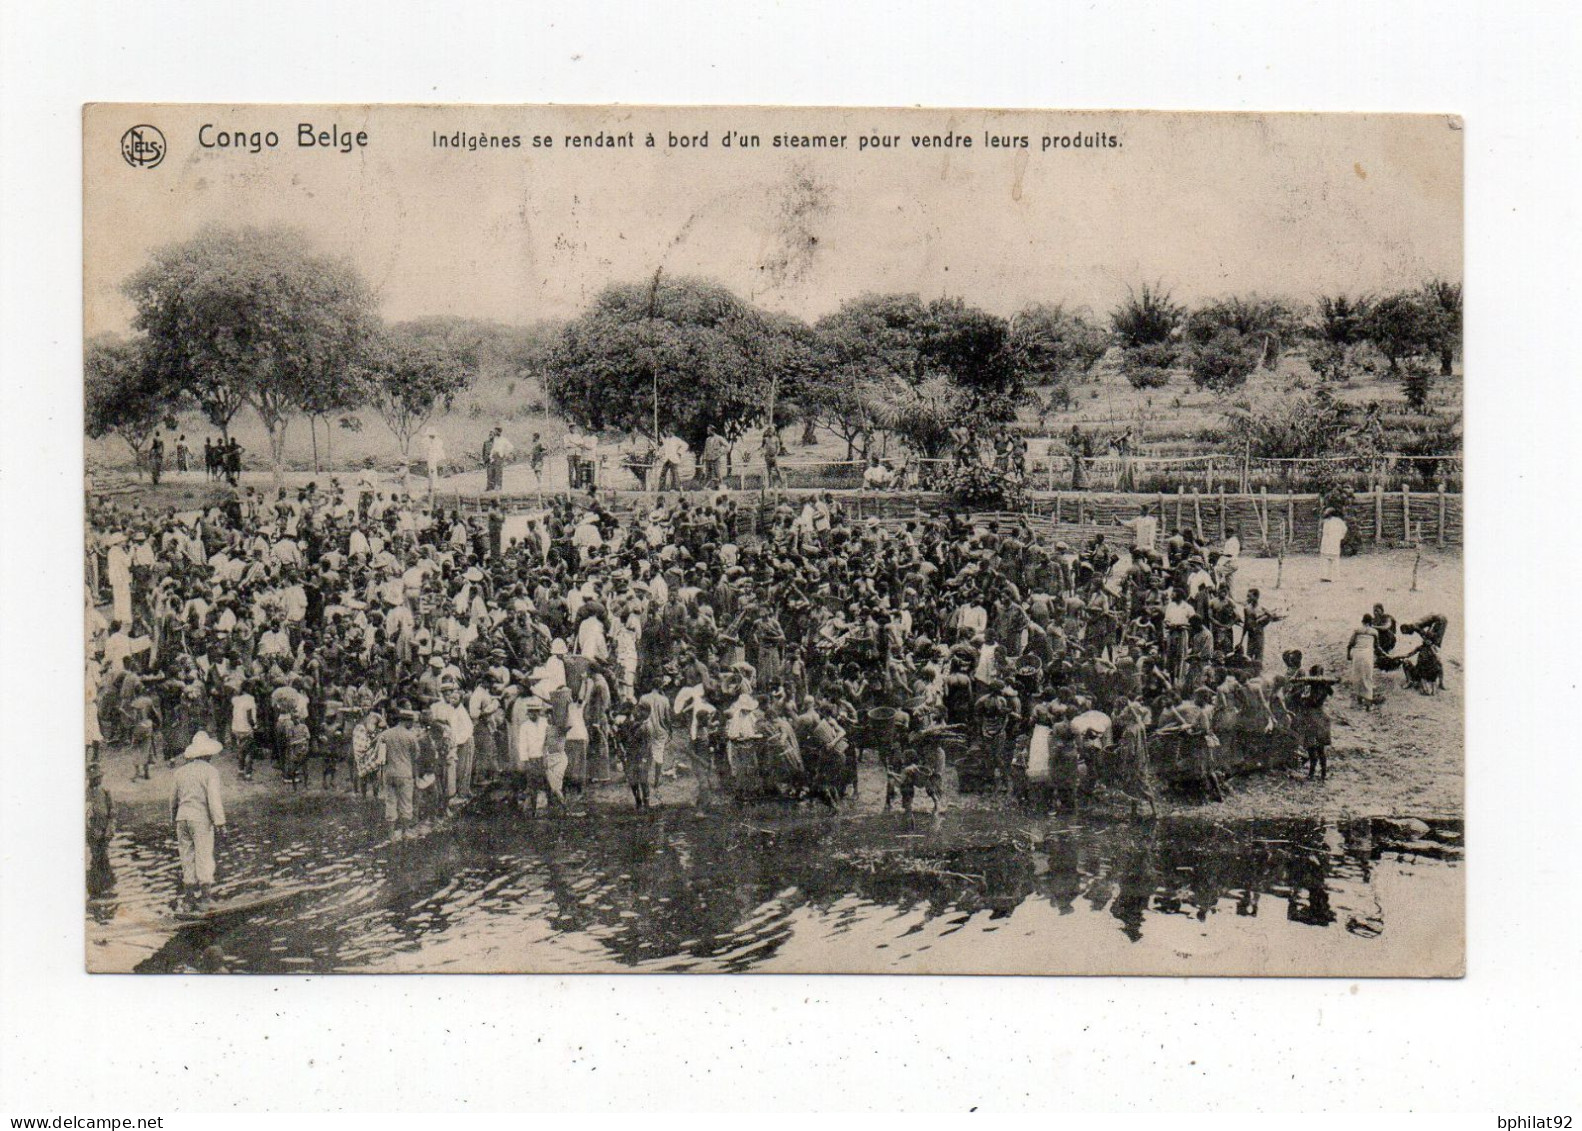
[
  {"xmin": 1374, "ymin": 483, "xmax": 1383, "ymax": 543},
  {"xmin": 1176, "ymin": 485, "xmax": 1185, "ymax": 530},
  {"xmin": 1192, "ymin": 490, "xmax": 1203, "ymax": 538},
  {"xmin": 1053, "ymin": 490, "xmax": 1061, "ymax": 525},
  {"xmin": 1286, "ymin": 494, "xmax": 1295, "ymax": 549},
  {"xmin": 1218, "ymin": 485, "xmax": 1226, "ymax": 541},
  {"xmin": 1402, "ymin": 483, "xmax": 1412, "ymax": 543},
  {"xmin": 1258, "ymin": 486, "xmax": 1269, "ymax": 549},
  {"xmin": 1437, "ymin": 483, "xmax": 1446, "ymax": 548}
]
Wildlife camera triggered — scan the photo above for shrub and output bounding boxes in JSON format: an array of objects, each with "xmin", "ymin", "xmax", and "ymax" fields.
[
  {"xmin": 1110, "ymin": 283, "xmax": 1184, "ymax": 349},
  {"xmin": 1187, "ymin": 330, "xmax": 1260, "ymax": 393},
  {"xmin": 941, "ymin": 464, "xmax": 1028, "ymax": 512},
  {"xmin": 1121, "ymin": 343, "xmax": 1177, "ymax": 389}
]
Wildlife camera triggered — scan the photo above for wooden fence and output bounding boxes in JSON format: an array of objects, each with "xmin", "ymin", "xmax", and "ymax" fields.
[
  {"xmin": 438, "ymin": 483, "xmax": 1462, "ymax": 553},
  {"xmin": 969, "ymin": 485, "xmax": 1462, "ymax": 553}
]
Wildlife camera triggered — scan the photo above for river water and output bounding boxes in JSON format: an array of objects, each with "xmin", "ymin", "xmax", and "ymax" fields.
[{"xmin": 88, "ymin": 785, "xmax": 1463, "ymax": 976}]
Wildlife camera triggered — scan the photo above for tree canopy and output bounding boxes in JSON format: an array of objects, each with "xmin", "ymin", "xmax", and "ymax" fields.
[
  {"xmin": 1009, "ymin": 303, "xmax": 1109, "ymax": 386},
  {"xmin": 86, "ymin": 336, "xmax": 172, "ymax": 471},
  {"xmin": 544, "ymin": 275, "xmax": 800, "ymax": 449},
  {"xmin": 362, "ymin": 322, "xmax": 479, "ymax": 458},
  {"xmin": 122, "ymin": 225, "xmax": 378, "ymax": 486}
]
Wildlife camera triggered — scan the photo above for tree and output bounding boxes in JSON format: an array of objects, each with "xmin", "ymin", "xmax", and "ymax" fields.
[
  {"xmin": 122, "ymin": 225, "xmax": 377, "ymax": 489},
  {"xmin": 809, "ymin": 294, "xmax": 928, "ymax": 456},
  {"xmin": 1110, "ymin": 282, "xmax": 1183, "ymax": 349},
  {"xmin": 362, "ymin": 323, "xmax": 476, "ymax": 467},
  {"xmin": 916, "ymin": 297, "xmax": 1021, "ymax": 414},
  {"xmin": 1222, "ymin": 387, "xmax": 1352, "ymax": 488},
  {"xmin": 85, "ymin": 336, "xmax": 172, "ymax": 476},
  {"xmin": 1363, "ymin": 290, "xmax": 1440, "ymax": 408},
  {"xmin": 1313, "ymin": 293, "xmax": 1373, "ymax": 349},
  {"xmin": 1009, "ymin": 303, "xmax": 1110, "ymax": 388},
  {"xmin": 544, "ymin": 275, "xmax": 793, "ymax": 450},
  {"xmin": 1188, "ymin": 329, "xmax": 1262, "ymax": 393},
  {"xmin": 1310, "ymin": 293, "xmax": 1374, "ymax": 382},
  {"xmin": 866, "ymin": 374, "xmax": 964, "ymax": 461},
  {"xmin": 1420, "ymin": 278, "xmax": 1463, "ymax": 377},
  {"xmin": 1120, "ymin": 341, "xmax": 1178, "ymax": 389},
  {"xmin": 1184, "ymin": 295, "xmax": 1301, "ymax": 370}
]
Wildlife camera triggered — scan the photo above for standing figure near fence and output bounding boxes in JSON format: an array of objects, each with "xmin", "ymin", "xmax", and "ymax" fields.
[
  {"xmin": 147, "ymin": 435, "xmax": 165, "ymax": 486},
  {"xmin": 703, "ymin": 427, "xmax": 727, "ymax": 489},
  {"xmin": 1319, "ymin": 507, "xmax": 1347, "ymax": 582},
  {"xmin": 1114, "ymin": 428, "xmax": 1136, "ymax": 491},
  {"xmin": 425, "ymin": 429, "xmax": 445, "ymax": 493},
  {"xmin": 656, "ymin": 434, "xmax": 687, "ymax": 492},
  {"xmin": 1117, "ymin": 504, "xmax": 1158, "ymax": 556},
  {"xmin": 1067, "ymin": 425, "xmax": 1089, "ymax": 490},
  {"xmin": 761, "ymin": 425, "xmax": 784, "ymax": 491},
  {"xmin": 483, "ymin": 425, "xmax": 513, "ymax": 493}
]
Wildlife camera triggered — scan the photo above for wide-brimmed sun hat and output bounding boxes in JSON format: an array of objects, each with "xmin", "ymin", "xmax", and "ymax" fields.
[{"xmin": 183, "ymin": 731, "xmax": 223, "ymax": 760}]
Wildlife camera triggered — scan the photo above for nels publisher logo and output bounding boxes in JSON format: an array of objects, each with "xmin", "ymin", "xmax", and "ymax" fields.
[{"xmin": 120, "ymin": 124, "xmax": 166, "ymax": 169}]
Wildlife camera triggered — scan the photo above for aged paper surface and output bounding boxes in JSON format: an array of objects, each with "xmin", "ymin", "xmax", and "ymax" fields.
[{"xmin": 83, "ymin": 105, "xmax": 1462, "ymax": 975}]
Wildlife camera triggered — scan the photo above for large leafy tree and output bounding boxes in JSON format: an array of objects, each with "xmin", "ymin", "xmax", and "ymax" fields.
[
  {"xmin": 85, "ymin": 336, "xmax": 174, "ymax": 476},
  {"xmin": 1309, "ymin": 293, "xmax": 1374, "ymax": 382},
  {"xmin": 916, "ymin": 298, "xmax": 1023, "ymax": 424},
  {"xmin": 1110, "ymin": 282, "xmax": 1183, "ymax": 349},
  {"xmin": 1009, "ymin": 303, "xmax": 1109, "ymax": 397},
  {"xmin": 544, "ymin": 275, "xmax": 800, "ymax": 450},
  {"xmin": 362, "ymin": 322, "xmax": 477, "ymax": 462},
  {"xmin": 808, "ymin": 293, "xmax": 929, "ymax": 458},
  {"xmin": 1420, "ymin": 278, "xmax": 1463, "ymax": 377},
  {"xmin": 122, "ymin": 225, "xmax": 377, "ymax": 488},
  {"xmin": 1187, "ymin": 329, "xmax": 1262, "ymax": 393},
  {"xmin": 1364, "ymin": 290, "xmax": 1441, "ymax": 408},
  {"xmin": 1111, "ymin": 283, "xmax": 1184, "ymax": 389},
  {"xmin": 1184, "ymin": 295, "xmax": 1301, "ymax": 370}
]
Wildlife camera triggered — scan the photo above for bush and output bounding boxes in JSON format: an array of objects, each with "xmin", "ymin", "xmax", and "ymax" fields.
[
  {"xmin": 941, "ymin": 464, "xmax": 1028, "ymax": 512},
  {"xmin": 1187, "ymin": 330, "xmax": 1260, "ymax": 393},
  {"xmin": 1121, "ymin": 343, "xmax": 1177, "ymax": 389},
  {"xmin": 1308, "ymin": 342, "xmax": 1356, "ymax": 383}
]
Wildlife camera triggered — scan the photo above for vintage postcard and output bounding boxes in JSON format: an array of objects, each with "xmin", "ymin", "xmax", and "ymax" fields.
[{"xmin": 83, "ymin": 105, "xmax": 1463, "ymax": 975}]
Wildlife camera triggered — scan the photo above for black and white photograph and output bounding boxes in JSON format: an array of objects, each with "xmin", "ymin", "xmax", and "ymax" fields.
[{"xmin": 80, "ymin": 104, "xmax": 1464, "ymax": 976}]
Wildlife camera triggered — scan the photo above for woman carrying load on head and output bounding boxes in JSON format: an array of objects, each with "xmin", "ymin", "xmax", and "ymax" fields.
[{"xmin": 1289, "ymin": 664, "xmax": 1338, "ymax": 782}]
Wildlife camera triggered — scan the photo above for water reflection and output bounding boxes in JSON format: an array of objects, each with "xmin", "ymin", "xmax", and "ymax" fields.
[{"xmin": 88, "ymin": 798, "xmax": 1461, "ymax": 974}]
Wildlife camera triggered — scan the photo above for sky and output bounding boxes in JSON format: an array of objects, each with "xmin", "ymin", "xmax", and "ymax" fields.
[{"xmin": 84, "ymin": 106, "xmax": 1462, "ymax": 335}]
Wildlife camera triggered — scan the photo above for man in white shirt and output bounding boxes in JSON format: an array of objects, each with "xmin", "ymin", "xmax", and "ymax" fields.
[
  {"xmin": 1320, "ymin": 509, "xmax": 1348, "ymax": 582},
  {"xmin": 1117, "ymin": 506, "xmax": 1159, "ymax": 555},
  {"xmin": 436, "ymin": 687, "xmax": 475, "ymax": 801},
  {"xmin": 657, "ymin": 435, "xmax": 687, "ymax": 492},
  {"xmin": 576, "ymin": 609, "xmax": 609, "ymax": 662}
]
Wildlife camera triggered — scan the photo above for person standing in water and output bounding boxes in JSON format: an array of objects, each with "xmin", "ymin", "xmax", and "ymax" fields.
[
  {"xmin": 86, "ymin": 762, "xmax": 116, "ymax": 899},
  {"xmin": 1290, "ymin": 664, "xmax": 1338, "ymax": 782},
  {"xmin": 170, "ymin": 731, "xmax": 226, "ymax": 910}
]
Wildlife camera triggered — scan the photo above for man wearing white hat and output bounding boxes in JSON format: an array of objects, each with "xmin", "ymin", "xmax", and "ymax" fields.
[{"xmin": 170, "ymin": 731, "xmax": 226, "ymax": 910}]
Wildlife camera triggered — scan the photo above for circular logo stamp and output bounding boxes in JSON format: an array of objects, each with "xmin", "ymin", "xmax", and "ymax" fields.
[{"xmin": 120, "ymin": 125, "xmax": 166, "ymax": 169}]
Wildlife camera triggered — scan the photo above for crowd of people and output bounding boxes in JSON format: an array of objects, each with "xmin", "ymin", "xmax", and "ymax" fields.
[{"xmin": 85, "ymin": 470, "xmax": 1452, "ymax": 852}]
